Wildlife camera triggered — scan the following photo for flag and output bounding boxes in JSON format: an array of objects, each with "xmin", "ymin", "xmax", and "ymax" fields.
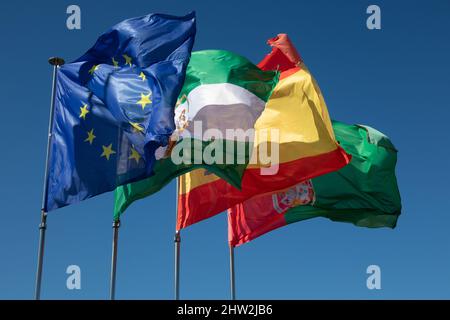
[
  {"xmin": 228, "ymin": 120, "xmax": 402, "ymax": 246},
  {"xmin": 45, "ymin": 12, "xmax": 196, "ymax": 211},
  {"xmin": 113, "ymin": 50, "xmax": 279, "ymax": 219},
  {"xmin": 176, "ymin": 34, "xmax": 351, "ymax": 230}
]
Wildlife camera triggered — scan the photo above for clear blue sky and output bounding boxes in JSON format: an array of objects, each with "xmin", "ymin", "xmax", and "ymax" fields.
[{"xmin": 0, "ymin": 0, "xmax": 449, "ymax": 299}]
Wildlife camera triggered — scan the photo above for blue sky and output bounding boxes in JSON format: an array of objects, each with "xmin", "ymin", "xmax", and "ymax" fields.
[{"xmin": 0, "ymin": 0, "xmax": 449, "ymax": 299}]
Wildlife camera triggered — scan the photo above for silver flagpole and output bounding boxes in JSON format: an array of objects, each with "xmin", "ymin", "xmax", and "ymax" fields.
[
  {"xmin": 34, "ymin": 57, "xmax": 65, "ymax": 300},
  {"xmin": 174, "ymin": 178, "xmax": 181, "ymax": 300},
  {"xmin": 229, "ymin": 245, "xmax": 236, "ymax": 300},
  {"xmin": 110, "ymin": 219, "xmax": 120, "ymax": 300},
  {"xmin": 174, "ymin": 230, "xmax": 181, "ymax": 300}
]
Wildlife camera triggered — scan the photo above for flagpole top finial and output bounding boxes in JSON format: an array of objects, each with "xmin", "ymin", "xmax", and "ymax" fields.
[{"xmin": 48, "ymin": 57, "xmax": 65, "ymax": 66}]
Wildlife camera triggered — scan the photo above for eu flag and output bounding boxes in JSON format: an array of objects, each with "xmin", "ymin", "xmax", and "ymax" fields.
[{"xmin": 45, "ymin": 12, "xmax": 196, "ymax": 211}]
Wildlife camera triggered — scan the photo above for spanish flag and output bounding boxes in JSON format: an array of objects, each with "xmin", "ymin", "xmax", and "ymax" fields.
[{"xmin": 177, "ymin": 34, "xmax": 351, "ymax": 230}]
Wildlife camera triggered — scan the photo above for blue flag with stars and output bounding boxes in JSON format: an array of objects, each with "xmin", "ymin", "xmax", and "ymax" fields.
[{"xmin": 45, "ymin": 12, "xmax": 196, "ymax": 212}]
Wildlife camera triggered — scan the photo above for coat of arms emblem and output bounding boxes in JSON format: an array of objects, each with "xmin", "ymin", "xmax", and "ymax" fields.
[{"xmin": 272, "ymin": 180, "xmax": 315, "ymax": 214}]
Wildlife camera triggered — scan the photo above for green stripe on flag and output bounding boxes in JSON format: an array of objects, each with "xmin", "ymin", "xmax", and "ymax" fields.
[
  {"xmin": 179, "ymin": 50, "xmax": 278, "ymax": 101},
  {"xmin": 284, "ymin": 120, "xmax": 401, "ymax": 228}
]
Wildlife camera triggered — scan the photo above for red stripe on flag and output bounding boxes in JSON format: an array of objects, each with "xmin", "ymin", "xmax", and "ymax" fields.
[
  {"xmin": 227, "ymin": 200, "xmax": 287, "ymax": 247},
  {"xmin": 177, "ymin": 146, "xmax": 350, "ymax": 230}
]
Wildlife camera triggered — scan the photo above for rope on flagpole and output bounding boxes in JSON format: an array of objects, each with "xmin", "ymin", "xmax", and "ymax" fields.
[{"xmin": 34, "ymin": 57, "xmax": 65, "ymax": 300}]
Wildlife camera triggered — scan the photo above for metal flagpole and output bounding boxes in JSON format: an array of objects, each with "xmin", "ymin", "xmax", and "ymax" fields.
[
  {"xmin": 174, "ymin": 177, "xmax": 181, "ymax": 300},
  {"xmin": 110, "ymin": 219, "xmax": 120, "ymax": 300},
  {"xmin": 34, "ymin": 56, "xmax": 65, "ymax": 300},
  {"xmin": 229, "ymin": 245, "xmax": 236, "ymax": 300},
  {"xmin": 174, "ymin": 230, "xmax": 181, "ymax": 300}
]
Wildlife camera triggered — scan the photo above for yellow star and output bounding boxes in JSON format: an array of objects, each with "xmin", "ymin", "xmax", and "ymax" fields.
[
  {"xmin": 129, "ymin": 147, "xmax": 141, "ymax": 164},
  {"xmin": 112, "ymin": 57, "xmax": 119, "ymax": 67},
  {"xmin": 130, "ymin": 122, "xmax": 144, "ymax": 133},
  {"xmin": 123, "ymin": 54, "xmax": 132, "ymax": 66},
  {"xmin": 139, "ymin": 72, "xmax": 146, "ymax": 81},
  {"xmin": 101, "ymin": 143, "xmax": 116, "ymax": 160},
  {"xmin": 84, "ymin": 129, "xmax": 96, "ymax": 145},
  {"xmin": 88, "ymin": 64, "xmax": 99, "ymax": 75},
  {"xmin": 137, "ymin": 93, "xmax": 152, "ymax": 110},
  {"xmin": 79, "ymin": 104, "xmax": 89, "ymax": 120}
]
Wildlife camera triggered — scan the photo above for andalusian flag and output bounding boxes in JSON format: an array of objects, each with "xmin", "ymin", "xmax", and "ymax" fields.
[
  {"xmin": 114, "ymin": 50, "xmax": 278, "ymax": 219},
  {"xmin": 228, "ymin": 121, "xmax": 402, "ymax": 246},
  {"xmin": 176, "ymin": 34, "xmax": 350, "ymax": 230}
]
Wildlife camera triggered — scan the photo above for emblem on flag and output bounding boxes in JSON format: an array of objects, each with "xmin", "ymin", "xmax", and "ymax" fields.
[{"xmin": 272, "ymin": 181, "xmax": 315, "ymax": 214}]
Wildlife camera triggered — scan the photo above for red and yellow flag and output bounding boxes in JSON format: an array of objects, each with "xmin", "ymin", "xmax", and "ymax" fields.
[{"xmin": 177, "ymin": 34, "xmax": 351, "ymax": 230}]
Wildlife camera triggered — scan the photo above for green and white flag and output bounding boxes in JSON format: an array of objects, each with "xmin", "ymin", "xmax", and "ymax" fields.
[{"xmin": 114, "ymin": 50, "xmax": 278, "ymax": 219}]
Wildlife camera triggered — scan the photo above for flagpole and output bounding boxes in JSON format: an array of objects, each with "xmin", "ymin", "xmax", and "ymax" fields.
[
  {"xmin": 174, "ymin": 229, "xmax": 181, "ymax": 300},
  {"xmin": 110, "ymin": 219, "xmax": 120, "ymax": 300},
  {"xmin": 229, "ymin": 245, "xmax": 236, "ymax": 300},
  {"xmin": 34, "ymin": 57, "xmax": 65, "ymax": 300},
  {"xmin": 174, "ymin": 178, "xmax": 181, "ymax": 300}
]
